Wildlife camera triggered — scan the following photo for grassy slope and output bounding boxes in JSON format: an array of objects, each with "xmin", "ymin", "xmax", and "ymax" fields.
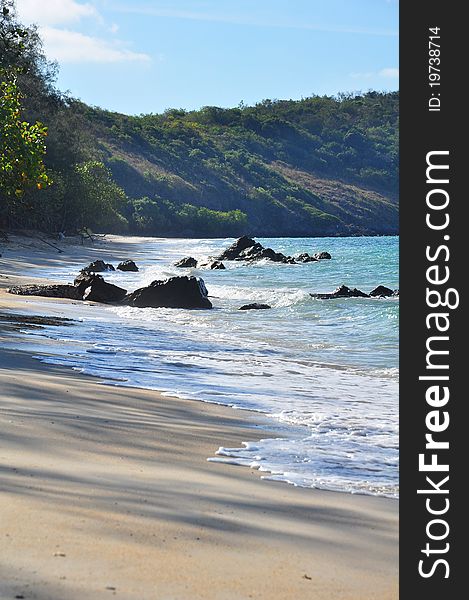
[{"xmin": 74, "ymin": 92, "xmax": 399, "ymax": 236}]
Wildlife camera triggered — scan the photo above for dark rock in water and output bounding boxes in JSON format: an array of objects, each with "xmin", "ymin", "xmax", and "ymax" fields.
[
  {"xmin": 236, "ymin": 244, "xmax": 294, "ymax": 264},
  {"xmin": 8, "ymin": 271, "xmax": 125, "ymax": 304},
  {"xmin": 125, "ymin": 276, "xmax": 212, "ymax": 309},
  {"xmin": 73, "ymin": 272, "xmax": 127, "ymax": 303},
  {"xmin": 117, "ymin": 260, "xmax": 139, "ymax": 272},
  {"xmin": 218, "ymin": 235, "xmax": 316, "ymax": 264},
  {"xmin": 392, "ymin": 289, "xmax": 399, "ymax": 297},
  {"xmin": 174, "ymin": 256, "xmax": 198, "ymax": 268},
  {"xmin": 7, "ymin": 284, "xmax": 81, "ymax": 300},
  {"xmin": 257, "ymin": 247, "xmax": 292, "ymax": 263},
  {"xmin": 310, "ymin": 284, "xmax": 369, "ymax": 300},
  {"xmin": 369, "ymin": 285, "xmax": 394, "ymax": 297},
  {"xmin": 217, "ymin": 236, "xmax": 257, "ymax": 260},
  {"xmin": 75, "ymin": 273, "xmax": 127, "ymax": 303},
  {"xmin": 235, "ymin": 242, "xmax": 263, "ymax": 260},
  {"xmin": 296, "ymin": 253, "xmax": 319, "ymax": 263},
  {"xmin": 313, "ymin": 252, "xmax": 332, "ymax": 260},
  {"xmin": 74, "ymin": 272, "xmax": 104, "ymax": 295},
  {"xmin": 82, "ymin": 279, "xmax": 127, "ymax": 304},
  {"xmin": 83, "ymin": 259, "xmax": 115, "ymax": 273},
  {"xmin": 208, "ymin": 260, "xmax": 226, "ymax": 270},
  {"xmin": 239, "ymin": 303, "xmax": 271, "ymax": 310}
]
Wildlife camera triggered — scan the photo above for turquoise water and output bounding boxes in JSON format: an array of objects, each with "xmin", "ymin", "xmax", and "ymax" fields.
[{"xmin": 15, "ymin": 236, "xmax": 399, "ymax": 497}]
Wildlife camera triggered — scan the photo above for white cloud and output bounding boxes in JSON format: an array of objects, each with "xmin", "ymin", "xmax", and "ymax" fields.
[
  {"xmin": 16, "ymin": 1, "xmax": 149, "ymax": 64},
  {"xmin": 379, "ymin": 68, "xmax": 399, "ymax": 78},
  {"xmin": 16, "ymin": 0, "xmax": 97, "ymax": 27},
  {"xmin": 41, "ymin": 27, "xmax": 150, "ymax": 64}
]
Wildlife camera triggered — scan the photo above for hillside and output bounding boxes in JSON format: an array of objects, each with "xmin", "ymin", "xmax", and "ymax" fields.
[{"xmin": 74, "ymin": 92, "xmax": 399, "ymax": 237}]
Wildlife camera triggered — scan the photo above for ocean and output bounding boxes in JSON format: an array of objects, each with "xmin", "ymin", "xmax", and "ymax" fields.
[{"xmin": 11, "ymin": 236, "xmax": 399, "ymax": 498}]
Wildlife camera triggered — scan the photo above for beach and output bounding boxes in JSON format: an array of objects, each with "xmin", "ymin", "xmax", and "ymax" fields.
[{"xmin": 0, "ymin": 235, "xmax": 398, "ymax": 599}]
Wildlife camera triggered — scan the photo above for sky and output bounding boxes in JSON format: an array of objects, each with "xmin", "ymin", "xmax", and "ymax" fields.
[{"xmin": 15, "ymin": 0, "xmax": 399, "ymax": 116}]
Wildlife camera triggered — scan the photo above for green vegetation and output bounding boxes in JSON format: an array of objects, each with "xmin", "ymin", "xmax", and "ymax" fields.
[
  {"xmin": 0, "ymin": 3, "xmax": 51, "ymax": 221},
  {"xmin": 0, "ymin": 0, "xmax": 399, "ymax": 237},
  {"xmin": 0, "ymin": 73, "xmax": 50, "ymax": 197}
]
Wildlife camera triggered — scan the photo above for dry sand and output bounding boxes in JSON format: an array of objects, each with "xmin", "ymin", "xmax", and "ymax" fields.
[{"xmin": 0, "ymin": 234, "xmax": 398, "ymax": 599}]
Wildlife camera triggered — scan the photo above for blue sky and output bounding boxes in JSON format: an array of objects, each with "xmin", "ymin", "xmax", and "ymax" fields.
[{"xmin": 16, "ymin": 0, "xmax": 398, "ymax": 115}]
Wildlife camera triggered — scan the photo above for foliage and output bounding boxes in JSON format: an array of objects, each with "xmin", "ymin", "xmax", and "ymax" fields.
[
  {"xmin": 71, "ymin": 161, "xmax": 128, "ymax": 231},
  {"xmin": 20, "ymin": 162, "xmax": 129, "ymax": 234},
  {"xmin": 0, "ymin": 72, "xmax": 50, "ymax": 199},
  {"xmin": 80, "ymin": 91, "xmax": 399, "ymax": 235},
  {"xmin": 0, "ymin": 70, "xmax": 51, "ymax": 232},
  {"xmin": 130, "ymin": 197, "xmax": 248, "ymax": 237}
]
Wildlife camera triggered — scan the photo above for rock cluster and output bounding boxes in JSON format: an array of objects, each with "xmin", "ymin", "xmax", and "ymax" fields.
[
  {"xmin": 310, "ymin": 284, "xmax": 399, "ymax": 299},
  {"xmin": 174, "ymin": 257, "xmax": 226, "ymax": 270},
  {"xmin": 81, "ymin": 259, "xmax": 140, "ymax": 272},
  {"xmin": 9, "ymin": 264, "xmax": 212, "ymax": 309},
  {"xmin": 7, "ymin": 245, "xmax": 397, "ymax": 312},
  {"xmin": 217, "ymin": 236, "xmax": 331, "ymax": 264}
]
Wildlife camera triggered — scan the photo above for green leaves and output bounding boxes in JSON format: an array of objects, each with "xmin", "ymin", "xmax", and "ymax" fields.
[{"xmin": 0, "ymin": 70, "xmax": 51, "ymax": 200}]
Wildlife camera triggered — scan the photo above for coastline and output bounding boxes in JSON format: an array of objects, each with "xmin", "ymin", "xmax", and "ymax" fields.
[{"xmin": 0, "ymin": 235, "xmax": 398, "ymax": 599}]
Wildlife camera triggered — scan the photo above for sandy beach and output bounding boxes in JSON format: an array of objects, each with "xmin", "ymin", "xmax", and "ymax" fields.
[{"xmin": 0, "ymin": 234, "xmax": 398, "ymax": 600}]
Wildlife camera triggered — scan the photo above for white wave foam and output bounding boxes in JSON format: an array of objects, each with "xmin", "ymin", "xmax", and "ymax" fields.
[{"xmin": 207, "ymin": 284, "xmax": 311, "ymax": 308}]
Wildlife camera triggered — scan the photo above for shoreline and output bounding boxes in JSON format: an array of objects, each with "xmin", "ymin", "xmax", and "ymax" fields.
[
  {"xmin": 0, "ymin": 235, "xmax": 398, "ymax": 599},
  {"xmin": 0, "ymin": 229, "xmax": 399, "ymax": 242}
]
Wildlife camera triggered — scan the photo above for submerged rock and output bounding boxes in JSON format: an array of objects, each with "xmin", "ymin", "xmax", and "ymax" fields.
[
  {"xmin": 82, "ymin": 259, "xmax": 115, "ymax": 273},
  {"xmin": 369, "ymin": 285, "xmax": 394, "ymax": 297},
  {"xmin": 7, "ymin": 284, "xmax": 81, "ymax": 300},
  {"xmin": 310, "ymin": 284, "xmax": 369, "ymax": 300},
  {"xmin": 296, "ymin": 253, "xmax": 319, "ymax": 263},
  {"xmin": 312, "ymin": 252, "xmax": 332, "ymax": 260},
  {"xmin": 207, "ymin": 260, "xmax": 226, "ymax": 270},
  {"xmin": 174, "ymin": 257, "xmax": 198, "ymax": 268},
  {"xmin": 239, "ymin": 303, "xmax": 271, "ymax": 310},
  {"xmin": 125, "ymin": 276, "xmax": 212, "ymax": 309},
  {"xmin": 0, "ymin": 313, "xmax": 74, "ymax": 327},
  {"xmin": 117, "ymin": 260, "xmax": 139, "ymax": 272}
]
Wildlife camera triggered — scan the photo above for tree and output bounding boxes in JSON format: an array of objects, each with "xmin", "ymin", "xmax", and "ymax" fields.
[
  {"xmin": 0, "ymin": 71, "xmax": 50, "ymax": 202},
  {"xmin": 0, "ymin": 1, "xmax": 53, "ymax": 225},
  {"xmin": 70, "ymin": 161, "xmax": 128, "ymax": 232},
  {"xmin": 1, "ymin": 0, "xmax": 58, "ymax": 104},
  {"xmin": 0, "ymin": 1, "xmax": 26, "ymax": 70}
]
